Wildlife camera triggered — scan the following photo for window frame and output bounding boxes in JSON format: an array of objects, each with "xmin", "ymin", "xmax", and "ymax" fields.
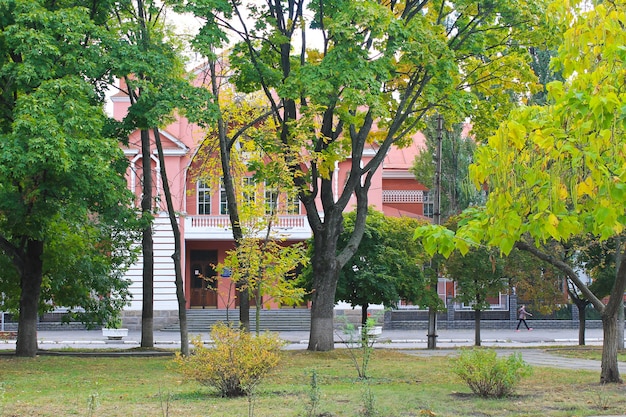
[{"xmin": 197, "ymin": 181, "xmax": 211, "ymax": 215}]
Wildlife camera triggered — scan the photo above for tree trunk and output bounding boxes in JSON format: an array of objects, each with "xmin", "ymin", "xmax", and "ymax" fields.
[
  {"xmin": 255, "ymin": 283, "xmax": 261, "ymax": 335},
  {"xmin": 569, "ymin": 294, "xmax": 589, "ymax": 346},
  {"xmin": 427, "ymin": 307, "xmax": 438, "ymax": 349},
  {"xmin": 600, "ymin": 243, "xmax": 626, "ymax": 383},
  {"xmin": 619, "ymin": 299, "xmax": 624, "ymax": 350},
  {"xmin": 361, "ymin": 304, "xmax": 369, "ymax": 327},
  {"xmin": 617, "ymin": 237, "xmax": 624, "ymax": 350},
  {"xmin": 515, "ymin": 239, "xmax": 626, "ymax": 383},
  {"xmin": 140, "ymin": 128, "xmax": 154, "ymax": 348},
  {"xmin": 601, "ymin": 312, "xmax": 622, "ymax": 383},
  {"xmin": 578, "ymin": 304, "xmax": 587, "ymax": 346},
  {"xmin": 239, "ymin": 288, "xmax": 250, "ymax": 332},
  {"xmin": 153, "ymin": 129, "xmax": 188, "ymax": 356},
  {"xmin": 173, "ymin": 243, "xmax": 188, "ymax": 356},
  {"xmin": 474, "ymin": 309, "xmax": 481, "ymax": 347},
  {"xmin": 308, "ymin": 254, "xmax": 341, "ymax": 351},
  {"xmin": 15, "ymin": 240, "xmax": 44, "ymax": 357}
]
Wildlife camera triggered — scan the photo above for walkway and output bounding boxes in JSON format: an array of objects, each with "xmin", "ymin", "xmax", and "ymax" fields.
[{"xmin": 0, "ymin": 327, "xmax": 622, "ymax": 372}]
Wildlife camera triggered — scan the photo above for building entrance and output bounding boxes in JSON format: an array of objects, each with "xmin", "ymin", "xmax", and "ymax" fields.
[{"xmin": 190, "ymin": 250, "xmax": 218, "ymax": 308}]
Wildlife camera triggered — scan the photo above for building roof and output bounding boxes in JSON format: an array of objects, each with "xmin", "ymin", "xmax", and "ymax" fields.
[{"xmin": 382, "ymin": 131, "xmax": 427, "ymax": 170}]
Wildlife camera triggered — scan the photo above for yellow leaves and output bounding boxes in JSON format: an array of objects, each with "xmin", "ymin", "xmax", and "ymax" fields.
[
  {"xmin": 545, "ymin": 212, "xmax": 560, "ymax": 240},
  {"xmin": 506, "ymin": 121, "xmax": 527, "ymax": 151},
  {"xmin": 420, "ymin": 0, "xmax": 626, "ymax": 259},
  {"xmin": 576, "ymin": 176, "xmax": 595, "ymax": 197},
  {"xmin": 557, "ymin": 183, "xmax": 568, "ymax": 200},
  {"xmin": 546, "ymin": 81, "xmax": 564, "ymax": 102},
  {"xmin": 173, "ymin": 323, "xmax": 284, "ymax": 397}
]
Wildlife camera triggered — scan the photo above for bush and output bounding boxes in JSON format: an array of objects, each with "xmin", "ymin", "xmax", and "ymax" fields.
[
  {"xmin": 452, "ymin": 348, "xmax": 532, "ymax": 398},
  {"xmin": 173, "ymin": 322, "xmax": 284, "ymax": 397}
]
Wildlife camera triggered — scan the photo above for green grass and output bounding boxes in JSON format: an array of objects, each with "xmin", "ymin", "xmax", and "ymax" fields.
[
  {"xmin": 0, "ymin": 349, "xmax": 624, "ymax": 416},
  {"xmin": 547, "ymin": 346, "xmax": 626, "ymax": 362}
]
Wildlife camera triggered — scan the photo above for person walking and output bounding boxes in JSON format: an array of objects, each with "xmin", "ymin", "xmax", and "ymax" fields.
[{"xmin": 516, "ymin": 304, "xmax": 533, "ymax": 331}]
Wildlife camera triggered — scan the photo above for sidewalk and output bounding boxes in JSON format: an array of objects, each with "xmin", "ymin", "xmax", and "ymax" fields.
[
  {"xmin": 2, "ymin": 327, "xmax": 622, "ymax": 376},
  {"xmin": 0, "ymin": 327, "xmax": 606, "ymax": 350}
]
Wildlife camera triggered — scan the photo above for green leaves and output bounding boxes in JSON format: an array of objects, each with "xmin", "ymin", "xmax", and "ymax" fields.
[
  {"xmin": 0, "ymin": 0, "xmax": 141, "ymax": 322},
  {"xmin": 415, "ymin": 224, "xmax": 456, "ymax": 258},
  {"xmin": 416, "ymin": 0, "xmax": 626, "ymax": 261}
]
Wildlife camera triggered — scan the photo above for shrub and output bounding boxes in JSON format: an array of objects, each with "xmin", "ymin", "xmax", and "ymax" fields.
[
  {"xmin": 452, "ymin": 348, "xmax": 532, "ymax": 398},
  {"xmin": 173, "ymin": 322, "xmax": 284, "ymax": 397}
]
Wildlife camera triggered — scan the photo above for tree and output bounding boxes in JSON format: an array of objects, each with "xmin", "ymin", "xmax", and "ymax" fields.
[
  {"xmin": 417, "ymin": 1, "xmax": 626, "ymax": 383},
  {"xmin": 446, "ymin": 246, "xmax": 505, "ymax": 346},
  {"xmin": 182, "ymin": 0, "xmax": 551, "ymax": 351},
  {"xmin": 0, "ymin": 0, "xmax": 140, "ymax": 356},
  {"xmin": 189, "ymin": 57, "xmax": 289, "ymax": 332},
  {"xmin": 218, "ymin": 226, "xmax": 307, "ymax": 334},
  {"xmin": 108, "ymin": 0, "xmax": 208, "ymax": 351},
  {"xmin": 332, "ymin": 210, "xmax": 428, "ymax": 326},
  {"xmin": 502, "ymin": 244, "xmax": 567, "ymax": 315},
  {"xmin": 573, "ymin": 235, "xmax": 625, "ymax": 347},
  {"xmin": 411, "ymin": 116, "xmax": 484, "ymax": 348},
  {"xmin": 411, "ymin": 118, "xmax": 483, "ymax": 221}
]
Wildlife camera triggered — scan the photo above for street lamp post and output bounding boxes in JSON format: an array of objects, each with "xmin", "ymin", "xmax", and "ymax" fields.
[{"xmin": 427, "ymin": 114, "xmax": 443, "ymax": 349}]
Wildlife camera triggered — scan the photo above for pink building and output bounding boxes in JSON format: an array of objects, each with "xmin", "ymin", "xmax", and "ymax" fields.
[{"xmin": 112, "ymin": 70, "xmax": 434, "ymax": 328}]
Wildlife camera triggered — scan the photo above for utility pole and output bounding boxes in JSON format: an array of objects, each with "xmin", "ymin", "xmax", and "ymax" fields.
[{"xmin": 427, "ymin": 114, "xmax": 443, "ymax": 349}]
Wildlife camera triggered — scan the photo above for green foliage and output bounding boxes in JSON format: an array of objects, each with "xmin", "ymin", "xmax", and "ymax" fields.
[
  {"xmin": 218, "ymin": 236, "xmax": 308, "ymax": 310},
  {"xmin": 103, "ymin": 313, "xmax": 123, "ymax": 330},
  {"xmin": 411, "ymin": 117, "xmax": 483, "ymax": 221},
  {"xmin": 503, "ymin": 246, "xmax": 566, "ymax": 315},
  {"xmin": 452, "ymin": 348, "xmax": 532, "ymax": 398},
  {"xmin": 0, "ymin": 0, "xmax": 142, "ymax": 336},
  {"xmin": 183, "ymin": 0, "xmax": 554, "ymax": 349},
  {"xmin": 466, "ymin": 2, "xmax": 626, "ymax": 250},
  {"xmin": 302, "ymin": 209, "xmax": 429, "ymax": 316},
  {"xmin": 414, "ymin": 1, "xmax": 626, "ymax": 320},
  {"xmin": 337, "ymin": 315, "xmax": 380, "ymax": 380},
  {"xmin": 445, "ymin": 245, "xmax": 505, "ymax": 311},
  {"xmin": 173, "ymin": 322, "xmax": 284, "ymax": 397},
  {"xmin": 304, "ymin": 369, "xmax": 322, "ymax": 417},
  {"xmin": 444, "ymin": 215, "xmax": 506, "ymax": 311}
]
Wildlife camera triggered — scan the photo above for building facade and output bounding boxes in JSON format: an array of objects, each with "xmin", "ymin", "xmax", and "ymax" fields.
[{"xmin": 112, "ymin": 70, "xmax": 441, "ymax": 329}]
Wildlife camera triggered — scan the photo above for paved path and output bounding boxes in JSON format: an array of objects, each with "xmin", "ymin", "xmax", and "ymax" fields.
[
  {"xmin": 0, "ymin": 327, "xmax": 620, "ymax": 373},
  {"xmin": 403, "ymin": 347, "xmax": 621, "ymax": 371},
  {"xmin": 0, "ymin": 327, "xmax": 609, "ymax": 350}
]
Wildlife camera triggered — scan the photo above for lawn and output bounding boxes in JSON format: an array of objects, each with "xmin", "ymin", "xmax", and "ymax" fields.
[
  {"xmin": 547, "ymin": 346, "xmax": 626, "ymax": 362},
  {"xmin": 0, "ymin": 348, "xmax": 624, "ymax": 417}
]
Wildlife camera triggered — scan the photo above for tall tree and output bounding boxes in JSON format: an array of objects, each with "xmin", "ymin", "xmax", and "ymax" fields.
[
  {"xmin": 189, "ymin": 58, "xmax": 287, "ymax": 331},
  {"xmin": 109, "ymin": 0, "xmax": 206, "ymax": 350},
  {"xmin": 218, "ymin": 226, "xmax": 307, "ymax": 334},
  {"xmin": 411, "ymin": 118, "xmax": 482, "ymax": 221},
  {"xmin": 0, "ymin": 0, "xmax": 140, "ymax": 356},
  {"xmin": 446, "ymin": 246, "xmax": 505, "ymax": 346},
  {"xmin": 332, "ymin": 210, "xmax": 428, "ymax": 326},
  {"xmin": 182, "ymin": 0, "xmax": 551, "ymax": 350},
  {"xmin": 417, "ymin": 1, "xmax": 626, "ymax": 383}
]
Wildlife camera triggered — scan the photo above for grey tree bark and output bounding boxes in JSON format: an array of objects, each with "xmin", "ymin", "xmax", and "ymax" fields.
[{"xmin": 154, "ymin": 129, "xmax": 189, "ymax": 356}]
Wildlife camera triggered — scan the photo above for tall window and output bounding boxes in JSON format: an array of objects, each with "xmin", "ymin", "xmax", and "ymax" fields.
[
  {"xmin": 197, "ymin": 181, "xmax": 211, "ymax": 215},
  {"xmin": 242, "ymin": 177, "xmax": 256, "ymax": 205},
  {"xmin": 220, "ymin": 182, "xmax": 228, "ymax": 215},
  {"xmin": 423, "ymin": 191, "xmax": 434, "ymax": 218},
  {"xmin": 286, "ymin": 193, "xmax": 300, "ymax": 215},
  {"xmin": 265, "ymin": 184, "xmax": 278, "ymax": 215}
]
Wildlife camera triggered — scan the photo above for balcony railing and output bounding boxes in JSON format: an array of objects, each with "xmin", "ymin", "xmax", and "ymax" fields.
[
  {"xmin": 382, "ymin": 189, "xmax": 424, "ymax": 203},
  {"xmin": 184, "ymin": 215, "xmax": 312, "ymax": 240}
]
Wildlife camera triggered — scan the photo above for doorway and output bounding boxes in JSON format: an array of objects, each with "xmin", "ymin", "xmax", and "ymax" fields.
[{"xmin": 190, "ymin": 250, "xmax": 218, "ymax": 308}]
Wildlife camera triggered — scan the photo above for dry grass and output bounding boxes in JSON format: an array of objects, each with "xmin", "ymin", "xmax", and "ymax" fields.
[{"xmin": 0, "ymin": 348, "xmax": 624, "ymax": 416}]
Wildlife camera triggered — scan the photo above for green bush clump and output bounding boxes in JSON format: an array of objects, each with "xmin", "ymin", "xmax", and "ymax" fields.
[
  {"xmin": 452, "ymin": 348, "xmax": 532, "ymax": 398},
  {"xmin": 173, "ymin": 322, "xmax": 284, "ymax": 397}
]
